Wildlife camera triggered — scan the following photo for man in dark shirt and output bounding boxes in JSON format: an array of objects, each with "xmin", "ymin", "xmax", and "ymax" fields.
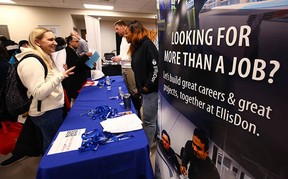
[
  {"xmin": 63, "ymin": 35, "xmax": 92, "ymax": 102},
  {"xmin": 159, "ymin": 130, "xmax": 184, "ymax": 175},
  {"xmin": 181, "ymin": 128, "xmax": 220, "ymax": 179}
]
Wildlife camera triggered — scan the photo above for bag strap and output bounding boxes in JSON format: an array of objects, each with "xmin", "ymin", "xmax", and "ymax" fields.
[
  {"xmin": 19, "ymin": 54, "xmax": 48, "ymax": 112},
  {"xmin": 19, "ymin": 54, "xmax": 48, "ymax": 78}
]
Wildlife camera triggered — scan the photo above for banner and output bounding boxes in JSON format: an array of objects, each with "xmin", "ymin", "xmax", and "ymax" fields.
[{"xmin": 156, "ymin": 0, "xmax": 288, "ymax": 179}]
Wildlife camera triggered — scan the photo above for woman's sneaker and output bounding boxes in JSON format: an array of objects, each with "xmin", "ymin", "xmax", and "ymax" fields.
[{"xmin": 0, "ymin": 155, "xmax": 28, "ymax": 167}]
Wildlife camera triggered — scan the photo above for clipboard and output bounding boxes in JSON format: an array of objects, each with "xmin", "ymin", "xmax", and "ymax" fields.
[{"xmin": 85, "ymin": 51, "xmax": 100, "ymax": 69}]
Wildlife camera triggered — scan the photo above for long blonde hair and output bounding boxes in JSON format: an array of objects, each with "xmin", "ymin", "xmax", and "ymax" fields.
[{"xmin": 28, "ymin": 27, "xmax": 55, "ymax": 69}]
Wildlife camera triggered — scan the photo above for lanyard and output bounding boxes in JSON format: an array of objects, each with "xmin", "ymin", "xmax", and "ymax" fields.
[
  {"xmin": 80, "ymin": 105, "xmax": 118, "ymax": 120},
  {"xmin": 79, "ymin": 129, "xmax": 133, "ymax": 152}
]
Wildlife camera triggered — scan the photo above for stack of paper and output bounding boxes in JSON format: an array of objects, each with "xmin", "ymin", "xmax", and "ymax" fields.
[{"xmin": 100, "ymin": 114, "xmax": 143, "ymax": 133}]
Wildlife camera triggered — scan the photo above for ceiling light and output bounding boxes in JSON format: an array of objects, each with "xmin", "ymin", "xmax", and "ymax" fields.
[
  {"xmin": 0, "ymin": 0, "xmax": 15, "ymax": 4},
  {"xmin": 84, "ymin": 4, "xmax": 114, "ymax": 10}
]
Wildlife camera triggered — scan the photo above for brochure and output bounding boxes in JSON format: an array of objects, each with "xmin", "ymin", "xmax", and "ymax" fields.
[{"xmin": 85, "ymin": 51, "xmax": 100, "ymax": 69}]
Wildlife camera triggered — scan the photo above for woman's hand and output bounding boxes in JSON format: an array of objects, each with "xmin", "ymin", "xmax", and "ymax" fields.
[
  {"xmin": 180, "ymin": 165, "xmax": 187, "ymax": 176},
  {"xmin": 142, "ymin": 86, "xmax": 149, "ymax": 93},
  {"xmin": 62, "ymin": 63, "xmax": 68, "ymax": 70},
  {"xmin": 63, "ymin": 66, "xmax": 75, "ymax": 78}
]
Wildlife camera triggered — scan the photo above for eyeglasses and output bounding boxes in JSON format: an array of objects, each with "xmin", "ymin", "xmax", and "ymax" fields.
[{"xmin": 72, "ymin": 40, "xmax": 79, "ymax": 43}]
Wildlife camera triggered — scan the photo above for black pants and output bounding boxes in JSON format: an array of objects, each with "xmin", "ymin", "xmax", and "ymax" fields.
[{"xmin": 12, "ymin": 116, "xmax": 43, "ymax": 156}]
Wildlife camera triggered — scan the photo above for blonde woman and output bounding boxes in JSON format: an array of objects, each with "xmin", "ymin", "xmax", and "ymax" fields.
[{"xmin": 16, "ymin": 27, "xmax": 75, "ymax": 153}]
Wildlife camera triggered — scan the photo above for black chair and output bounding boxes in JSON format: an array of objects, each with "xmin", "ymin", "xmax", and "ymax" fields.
[
  {"xmin": 104, "ymin": 53, "xmax": 115, "ymax": 61},
  {"xmin": 102, "ymin": 64, "xmax": 122, "ymax": 76},
  {"xmin": 102, "ymin": 52, "xmax": 121, "ymax": 76}
]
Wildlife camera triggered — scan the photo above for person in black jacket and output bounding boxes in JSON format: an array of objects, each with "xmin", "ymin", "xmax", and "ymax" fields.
[
  {"xmin": 158, "ymin": 130, "xmax": 184, "ymax": 175},
  {"xmin": 0, "ymin": 44, "xmax": 12, "ymax": 121},
  {"xmin": 0, "ymin": 36, "xmax": 19, "ymax": 59},
  {"xmin": 181, "ymin": 128, "xmax": 220, "ymax": 179},
  {"xmin": 63, "ymin": 35, "xmax": 92, "ymax": 103},
  {"xmin": 125, "ymin": 20, "xmax": 159, "ymax": 146}
]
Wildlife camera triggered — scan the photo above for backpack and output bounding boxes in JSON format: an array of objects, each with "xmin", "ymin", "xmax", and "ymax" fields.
[
  {"xmin": 9, "ymin": 54, "xmax": 17, "ymax": 65},
  {"xmin": 0, "ymin": 62, "xmax": 10, "ymax": 118},
  {"xmin": 4, "ymin": 54, "xmax": 48, "ymax": 117}
]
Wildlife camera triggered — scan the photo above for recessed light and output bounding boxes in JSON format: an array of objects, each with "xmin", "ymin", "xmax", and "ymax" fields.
[
  {"xmin": 84, "ymin": 4, "xmax": 114, "ymax": 10},
  {"xmin": 0, "ymin": 0, "xmax": 15, "ymax": 4}
]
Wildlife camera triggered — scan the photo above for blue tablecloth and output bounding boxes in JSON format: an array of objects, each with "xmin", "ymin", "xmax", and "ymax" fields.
[{"xmin": 36, "ymin": 76, "xmax": 154, "ymax": 179}]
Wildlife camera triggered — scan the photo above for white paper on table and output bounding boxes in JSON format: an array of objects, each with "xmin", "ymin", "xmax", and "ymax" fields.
[
  {"xmin": 100, "ymin": 114, "xmax": 143, "ymax": 133},
  {"xmin": 47, "ymin": 128, "xmax": 86, "ymax": 155},
  {"xmin": 91, "ymin": 70, "xmax": 104, "ymax": 80}
]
